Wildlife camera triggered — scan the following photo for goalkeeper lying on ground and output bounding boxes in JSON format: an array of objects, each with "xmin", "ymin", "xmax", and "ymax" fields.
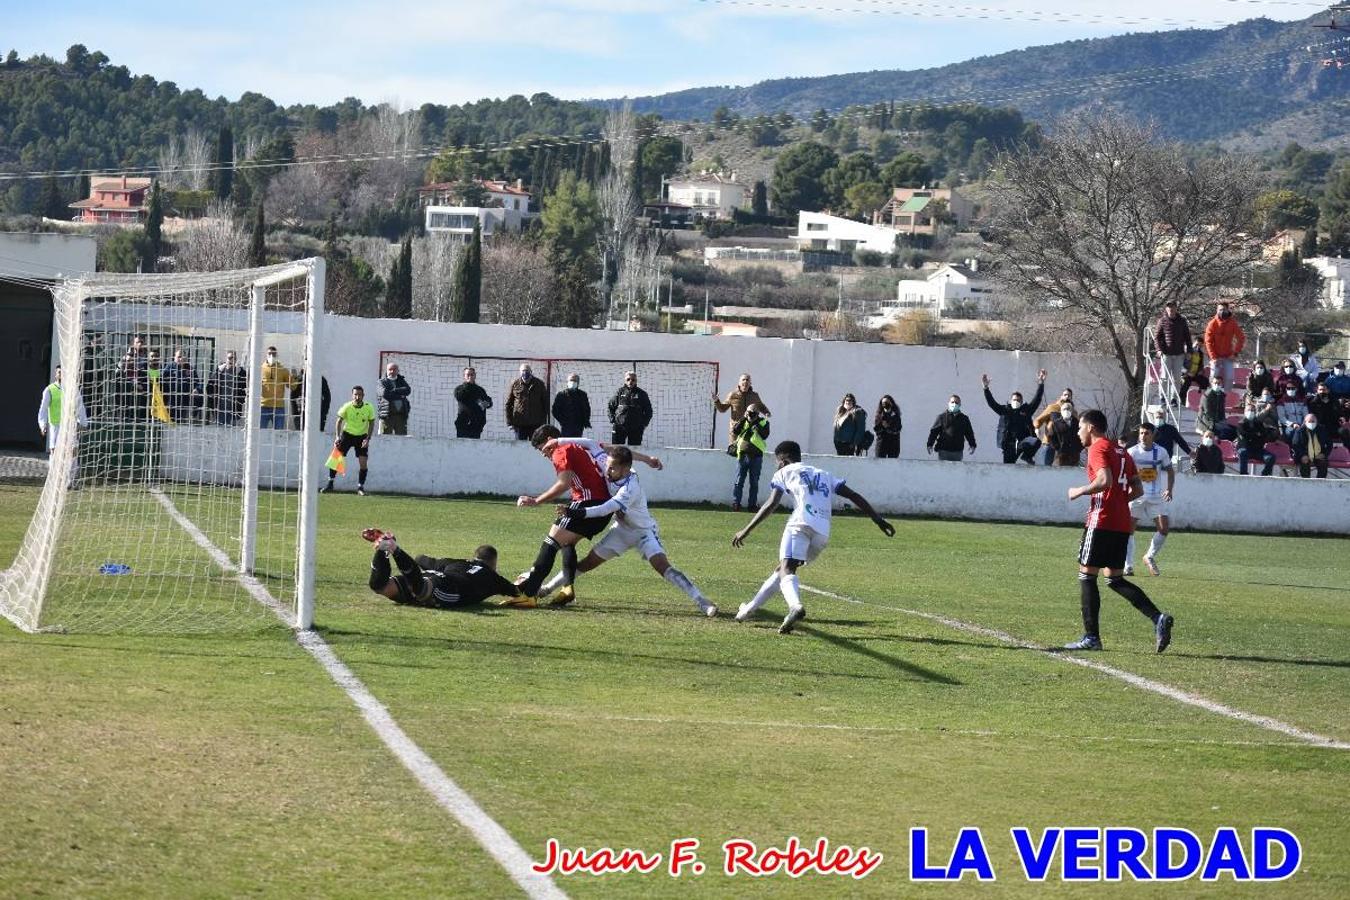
[{"xmin": 364, "ymin": 528, "xmax": 521, "ymax": 608}]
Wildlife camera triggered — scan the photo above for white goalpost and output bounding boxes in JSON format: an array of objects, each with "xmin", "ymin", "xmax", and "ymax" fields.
[{"xmin": 0, "ymin": 259, "xmax": 324, "ymax": 633}]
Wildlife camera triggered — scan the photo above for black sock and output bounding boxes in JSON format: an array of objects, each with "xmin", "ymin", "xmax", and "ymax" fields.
[
  {"xmin": 562, "ymin": 544, "xmax": 578, "ymax": 586},
  {"xmin": 369, "ymin": 548, "xmax": 391, "ymax": 592},
  {"xmin": 1108, "ymin": 576, "xmax": 1162, "ymax": 623},
  {"xmin": 358, "ymin": 468, "xmax": 367, "ymax": 486},
  {"xmin": 521, "ymin": 537, "xmax": 560, "ymax": 595},
  {"xmin": 1079, "ymin": 572, "xmax": 1101, "ymax": 637}
]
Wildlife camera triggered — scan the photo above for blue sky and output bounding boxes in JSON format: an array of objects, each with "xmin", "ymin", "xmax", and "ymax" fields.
[{"xmin": 4, "ymin": 0, "xmax": 1320, "ymax": 107}]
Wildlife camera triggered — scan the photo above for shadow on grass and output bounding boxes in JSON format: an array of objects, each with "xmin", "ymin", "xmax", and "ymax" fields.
[
  {"xmin": 318, "ymin": 627, "xmax": 907, "ymax": 683},
  {"xmin": 793, "ymin": 624, "xmax": 962, "ymax": 685},
  {"xmin": 1171, "ymin": 652, "xmax": 1350, "ymax": 669}
]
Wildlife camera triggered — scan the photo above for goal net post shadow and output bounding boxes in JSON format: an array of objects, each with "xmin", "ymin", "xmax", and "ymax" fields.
[
  {"xmin": 0, "ymin": 259, "xmax": 324, "ymax": 634},
  {"xmin": 379, "ymin": 351, "xmax": 721, "ymax": 448}
]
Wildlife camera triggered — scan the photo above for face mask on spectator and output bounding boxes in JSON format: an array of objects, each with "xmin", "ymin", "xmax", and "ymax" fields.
[
  {"xmin": 1152, "ymin": 415, "xmax": 1164, "ymax": 425},
  {"xmin": 1202, "ymin": 436, "xmax": 1215, "ymax": 447},
  {"xmin": 567, "ymin": 379, "xmax": 578, "ymax": 389},
  {"xmin": 948, "ymin": 402, "xmax": 960, "ymax": 413},
  {"xmin": 1009, "ymin": 399, "xmax": 1022, "ymax": 409},
  {"xmin": 1286, "ymin": 388, "xmax": 1298, "ymax": 397},
  {"xmin": 1298, "ymin": 345, "xmax": 1308, "ymax": 355},
  {"xmin": 1254, "ymin": 366, "xmax": 1265, "ymax": 375},
  {"xmin": 1336, "ymin": 367, "xmax": 1346, "ymax": 376},
  {"xmin": 1261, "ymin": 394, "xmax": 1273, "ymax": 404},
  {"xmin": 1244, "ymin": 410, "xmax": 1256, "ymax": 420},
  {"xmin": 1283, "ymin": 366, "xmax": 1295, "ymax": 374},
  {"xmin": 1211, "ymin": 384, "xmax": 1224, "ymax": 393},
  {"xmin": 1306, "ymin": 418, "xmax": 1317, "ymax": 429},
  {"xmin": 1060, "ymin": 404, "xmax": 1074, "ymax": 418},
  {"xmin": 1218, "ymin": 309, "xmax": 1231, "ymax": 319}
]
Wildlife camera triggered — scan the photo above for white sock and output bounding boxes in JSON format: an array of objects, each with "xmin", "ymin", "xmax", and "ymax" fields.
[
  {"xmin": 663, "ymin": 567, "xmax": 708, "ymax": 608},
  {"xmin": 742, "ymin": 570, "xmax": 781, "ymax": 615},
  {"xmin": 1126, "ymin": 533, "xmax": 1136, "ymax": 566},
  {"xmin": 539, "ymin": 570, "xmax": 566, "ymax": 597},
  {"xmin": 1148, "ymin": 532, "xmax": 1167, "ymax": 558},
  {"xmin": 779, "ymin": 573, "xmax": 804, "ymax": 613}
]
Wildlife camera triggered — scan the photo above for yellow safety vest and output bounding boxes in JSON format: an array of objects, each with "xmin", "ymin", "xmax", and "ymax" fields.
[{"xmin": 47, "ymin": 383, "xmax": 63, "ymax": 426}]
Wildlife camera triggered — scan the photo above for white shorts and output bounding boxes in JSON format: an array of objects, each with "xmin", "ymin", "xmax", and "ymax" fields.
[
  {"xmin": 1130, "ymin": 496, "xmax": 1168, "ymax": 522},
  {"xmin": 593, "ymin": 524, "xmax": 666, "ymax": 561},
  {"xmin": 779, "ymin": 523, "xmax": 828, "ymax": 564}
]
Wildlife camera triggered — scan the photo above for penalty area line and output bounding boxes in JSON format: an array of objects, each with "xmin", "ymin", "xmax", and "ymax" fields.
[
  {"xmin": 150, "ymin": 489, "xmax": 566, "ymax": 900},
  {"xmin": 800, "ymin": 584, "xmax": 1350, "ymax": 752}
]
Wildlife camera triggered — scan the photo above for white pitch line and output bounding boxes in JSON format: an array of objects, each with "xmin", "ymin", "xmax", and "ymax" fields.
[
  {"xmin": 151, "ymin": 490, "xmax": 565, "ymax": 900},
  {"xmin": 800, "ymin": 584, "xmax": 1350, "ymax": 752}
]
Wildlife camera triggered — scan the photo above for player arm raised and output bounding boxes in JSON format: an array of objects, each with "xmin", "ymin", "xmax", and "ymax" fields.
[
  {"xmin": 836, "ymin": 484, "xmax": 896, "ymax": 536},
  {"xmin": 731, "ymin": 489, "xmax": 784, "ymax": 547},
  {"xmin": 600, "ymin": 442, "xmax": 662, "ymax": 470}
]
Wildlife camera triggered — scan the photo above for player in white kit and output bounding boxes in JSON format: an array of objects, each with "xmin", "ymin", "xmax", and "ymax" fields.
[
  {"xmin": 1126, "ymin": 421, "xmax": 1174, "ymax": 577},
  {"xmin": 535, "ymin": 440, "xmax": 718, "ymax": 616},
  {"xmin": 731, "ymin": 440, "xmax": 894, "ymax": 634}
]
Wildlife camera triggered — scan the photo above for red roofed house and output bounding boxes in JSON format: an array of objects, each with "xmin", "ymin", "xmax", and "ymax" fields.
[
  {"xmin": 416, "ymin": 178, "xmax": 532, "ymax": 214},
  {"xmin": 69, "ymin": 175, "xmax": 152, "ymax": 224}
]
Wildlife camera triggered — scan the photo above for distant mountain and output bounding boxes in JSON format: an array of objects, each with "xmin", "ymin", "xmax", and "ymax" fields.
[{"xmin": 606, "ymin": 16, "xmax": 1350, "ymax": 145}]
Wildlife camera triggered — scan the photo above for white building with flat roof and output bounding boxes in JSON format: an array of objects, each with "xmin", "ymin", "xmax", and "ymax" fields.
[
  {"xmin": 663, "ymin": 173, "xmax": 746, "ymax": 220},
  {"xmin": 424, "ymin": 206, "xmax": 525, "ymax": 243},
  {"xmin": 1308, "ymin": 256, "xmax": 1348, "ymax": 309},
  {"xmin": 795, "ymin": 212, "xmax": 900, "ymax": 254}
]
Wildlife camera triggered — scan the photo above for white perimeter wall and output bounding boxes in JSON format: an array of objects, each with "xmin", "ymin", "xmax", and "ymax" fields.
[
  {"xmin": 160, "ymin": 429, "xmax": 1350, "ymax": 535},
  {"xmin": 320, "ymin": 314, "xmax": 1128, "ymax": 459}
]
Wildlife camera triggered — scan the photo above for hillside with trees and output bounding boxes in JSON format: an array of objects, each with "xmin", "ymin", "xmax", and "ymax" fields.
[{"xmin": 609, "ymin": 15, "xmax": 1350, "ymax": 147}]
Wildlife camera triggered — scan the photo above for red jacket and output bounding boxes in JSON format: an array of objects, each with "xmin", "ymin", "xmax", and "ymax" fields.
[{"xmin": 1203, "ymin": 315, "xmax": 1245, "ymax": 361}]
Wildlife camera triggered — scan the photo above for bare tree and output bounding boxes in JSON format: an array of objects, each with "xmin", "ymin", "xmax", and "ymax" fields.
[
  {"xmin": 266, "ymin": 165, "xmax": 330, "ymax": 226},
  {"xmin": 985, "ymin": 113, "xmax": 1262, "ymax": 425},
  {"xmin": 156, "ymin": 138, "xmax": 183, "ymax": 190},
  {"xmin": 597, "ymin": 102, "xmax": 641, "ymax": 322},
  {"xmin": 482, "ymin": 235, "xmax": 554, "ymax": 325},
  {"xmin": 412, "ymin": 233, "xmax": 462, "ymax": 321},
  {"xmin": 173, "ymin": 200, "xmax": 249, "ymax": 271},
  {"xmin": 181, "ymin": 129, "xmax": 212, "ymax": 191},
  {"xmin": 238, "ymin": 133, "xmax": 263, "ymax": 165}
]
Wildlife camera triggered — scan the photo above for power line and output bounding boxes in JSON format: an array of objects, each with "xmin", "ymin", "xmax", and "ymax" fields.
[{"xmin": 1, "ymin": 35, "xmax": 1345, "ymax": 186}]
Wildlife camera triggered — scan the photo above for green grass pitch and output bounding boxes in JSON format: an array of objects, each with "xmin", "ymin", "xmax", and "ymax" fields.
[{"xmin": 1, "ymin": 481, "xmax": 1348, "ymax": 897}]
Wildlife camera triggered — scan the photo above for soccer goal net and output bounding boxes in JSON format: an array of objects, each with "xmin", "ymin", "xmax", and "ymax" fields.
[
  {"xmin": 379, "ymin": 352, "xmax": 721, "ymax": 447},
  {"xmin": 0, "ymin": 260, "xmax": 324, "ymax": 634}
]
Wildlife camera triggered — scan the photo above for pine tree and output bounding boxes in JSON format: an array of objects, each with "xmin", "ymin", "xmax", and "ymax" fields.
[
  {"xmin": 142, "ymin": 181, "xmax": 163, "ymax": 273},
  {"xmin": 452, "ymin": 221, "xmax": 482, "ymax": 322},
  {"xmin": 249, "ymin": 201, "xmax": 266, "ymax": 267},
  {"xmin": 213, "ymin": 125, "xmax": 234, "ymax": 200},
  {"xmin": 385, "ymin": 236, "xmax": 412, "ymax": 318},
  {"xmin": 38, "ymin": 176, "xmax": 65, "ymax": 219}
]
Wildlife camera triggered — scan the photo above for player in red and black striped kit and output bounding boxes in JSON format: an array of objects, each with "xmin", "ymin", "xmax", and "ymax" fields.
[
  {"xmin": 513, "ymin": 424, "xmax": 614, "ymax": 599},
  {"xmin": 1065, "ymin": 409, "xmax": 1175, "ymax": 653}
]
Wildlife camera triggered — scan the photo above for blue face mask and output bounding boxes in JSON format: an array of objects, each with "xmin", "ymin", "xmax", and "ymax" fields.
[{"xmin": 948, "ymin": 403, "xmax": 960, "ymax": 413}]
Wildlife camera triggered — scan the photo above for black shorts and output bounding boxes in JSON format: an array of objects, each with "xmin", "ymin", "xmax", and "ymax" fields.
[
  {"xmin": 337, "ymin": 431, "xmax": 369, "ymax": 458},
  {"xmin": 1078, "ymin": 527, "xmax": 1130, "ymax": 570},
  {"xmin": 556, "ymin": 500, "xmax": 612, "ymax": 539}
]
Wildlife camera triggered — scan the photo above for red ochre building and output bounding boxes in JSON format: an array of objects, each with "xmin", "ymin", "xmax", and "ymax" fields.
[{"xmin": 69, "ymin": 175, "xmax": 151, "ymax": 224}]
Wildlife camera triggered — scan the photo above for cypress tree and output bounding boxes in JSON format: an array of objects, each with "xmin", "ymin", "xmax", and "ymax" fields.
[
  {"xmin": 38, "ymin": 176, "xmax": 65, "ymax": 219},
  {"xmin": 142, "ymin": 181, "xmax": 163, "ymax": 273},
  {"xmin": 452, "ymin": 221, "xmax": 482, "ymax": 322},
  {"xmin": 1301, "ymin": 218, "xmax": 1320, "ymax": 258},
  {"xmin": 249, "ymin": 201, "xmax": 266, "ymax": 267},
  {"xmin": 213, "ymin": 125, "xmax": 234, "ymax": 200},
  {"xmin": 385, "ymin": 236, "xmax": 413, "ymax": 318},
  {"xmin": 752, "ymin": 180, "xmax": 768, "ymax": 217}
]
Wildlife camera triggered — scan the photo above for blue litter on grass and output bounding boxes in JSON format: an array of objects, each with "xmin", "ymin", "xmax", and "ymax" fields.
[{"xmin": 99, "ymin": 563, "xmax": 132, "ymax": 575}]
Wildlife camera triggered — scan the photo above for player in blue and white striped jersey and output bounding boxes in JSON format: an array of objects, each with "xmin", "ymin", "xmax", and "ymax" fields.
[
  {"xmin": 1126, "ymin": 421, "xmax": 1175, "ymax": 577},
  {"xmin": 731, "ymin": 440, "xmax": 894, "ymax": 634},
  {"xmin": 535, "ymin": 440, "xmax": 718, "ymax": 617}
]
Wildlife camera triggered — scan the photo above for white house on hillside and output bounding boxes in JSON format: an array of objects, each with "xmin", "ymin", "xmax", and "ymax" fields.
[
  {"xmin": 424, "ymin": 206, "xmax": 525, "ymax": 242},
  {"xmin": 663, "ymin": 173, "xmax": 746, "ymax": 220},
  {"xmin": 795, "ymin": 211, "xmax": 900, "ymax": 254},
  {"xmin": 1307, "ymin": 256, "xmax": 1348, "ymax": 309},
  {"xmin": 865, "ymin": 261, "xmax": 999, "ymax": 327}
]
